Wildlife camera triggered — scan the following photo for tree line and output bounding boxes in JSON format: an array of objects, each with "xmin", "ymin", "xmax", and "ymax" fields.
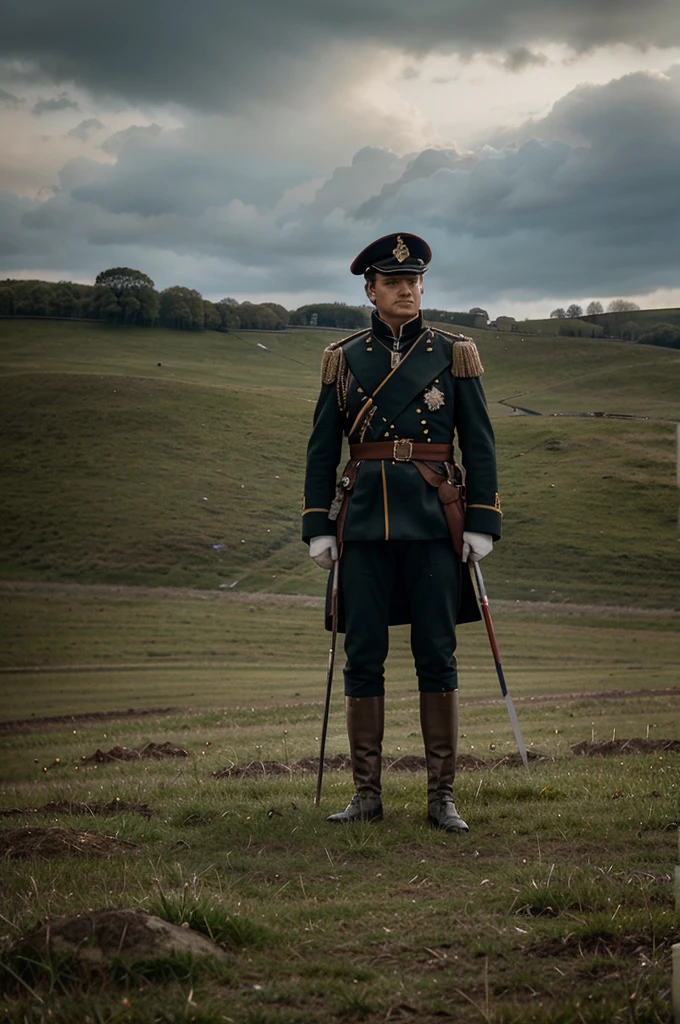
[
  {"xmin": 0, "ymin": 269, "xmax": 292, "ymax": 332},
  {"xmin": 0, "ymin": 268, "xmax": 494, "ymax": 334},
  {"xmin": 550, "ymin": 299, "xmax": 640, "ymax": 319}
]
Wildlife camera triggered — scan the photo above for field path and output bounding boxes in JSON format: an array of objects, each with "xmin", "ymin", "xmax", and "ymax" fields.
[{"xmin": 1, "ymin": 579, "xmax": 677, "ymax": 618}]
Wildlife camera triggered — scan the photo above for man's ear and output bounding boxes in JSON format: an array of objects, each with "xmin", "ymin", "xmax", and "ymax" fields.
[{"xmin": 365, "ymin": 280, "xmax": 377, "ymax": 305}]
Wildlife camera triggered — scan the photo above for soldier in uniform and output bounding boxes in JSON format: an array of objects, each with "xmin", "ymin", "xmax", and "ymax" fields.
[{"xmin": 302, "ymin": 233, "xmax": 502, "ymax": 832}]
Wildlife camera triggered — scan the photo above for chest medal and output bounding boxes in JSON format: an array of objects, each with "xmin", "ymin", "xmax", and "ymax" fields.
[{"xmin": 423, "ymin": 385, "xmax": 445, "ymax": 412}]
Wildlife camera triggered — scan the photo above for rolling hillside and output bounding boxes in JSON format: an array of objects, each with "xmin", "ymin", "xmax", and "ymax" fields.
[{"xmin": 1, "ymin": 319, "xmax": 678, "ymax": 607}]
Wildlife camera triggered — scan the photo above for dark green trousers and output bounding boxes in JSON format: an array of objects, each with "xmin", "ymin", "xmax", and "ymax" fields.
[{"xmin": 342, "ymin": 540, "xmax": 460, "ymax": 698}]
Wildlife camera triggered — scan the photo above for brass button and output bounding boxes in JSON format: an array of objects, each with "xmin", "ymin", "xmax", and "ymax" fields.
[
  {"xmin": 357, "ymin": 387, "xmax": 363, "ymax": 393},
  {"xmin": 390, "ymin": 424, "xmax": 395, "ymax": 428},
  {"xmin": 434, "ymin": 379, "xmax": 440, "ymax": 384},
  {"xmin": 420, "ymin": 419, "xmax": 426, "ymax": 425},
  {"xmin": 426, "ymin": 437, "xmax": 432, "ymax": 443},
  {"xmin": 416, "ymin": 408, "xmax": 422, "ymax": 414},
  {"xmin": 423, "ymin": 429, "xmax": 429, "ymax": 434}
]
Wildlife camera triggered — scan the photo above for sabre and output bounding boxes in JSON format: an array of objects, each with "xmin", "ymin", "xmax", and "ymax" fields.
[
  {"xmin": 471, "ymin": 560, "xmax": 530, "ymax": 773},
  {"xmin": 314, "ymin": 558, "xmax": 340, "ymax": 805}
]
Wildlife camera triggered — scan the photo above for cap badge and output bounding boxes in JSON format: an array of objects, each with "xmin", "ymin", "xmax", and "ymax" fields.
[{"xmin": 392, "ymin": 236, "xmax": 410, "ymax": 263}]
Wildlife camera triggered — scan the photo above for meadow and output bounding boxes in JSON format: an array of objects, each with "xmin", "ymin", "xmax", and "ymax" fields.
[{"xmin": 0, "ymin": 318, "xmax": 678, "ymax": 1022}]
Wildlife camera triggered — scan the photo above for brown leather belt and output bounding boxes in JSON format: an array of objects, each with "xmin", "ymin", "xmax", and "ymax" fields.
[{"xmin": 349, "ymin": 440, "xmax": 453, "ymax": 463}]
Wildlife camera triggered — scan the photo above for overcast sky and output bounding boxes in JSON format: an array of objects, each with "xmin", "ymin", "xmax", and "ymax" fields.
[{"xmin": 2, "ymin": 1, "xmax": 680, "ymax": 318}]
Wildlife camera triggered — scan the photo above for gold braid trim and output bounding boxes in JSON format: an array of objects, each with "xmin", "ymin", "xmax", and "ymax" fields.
[{"xmin": 451, "ymin": 338, "xmax": 484, "ymax": 378}]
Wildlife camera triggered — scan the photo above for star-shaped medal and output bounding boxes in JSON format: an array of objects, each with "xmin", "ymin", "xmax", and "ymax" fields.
[{"xmin": 423, "ymin": 385, "xmax": 445, "ymax": 411}]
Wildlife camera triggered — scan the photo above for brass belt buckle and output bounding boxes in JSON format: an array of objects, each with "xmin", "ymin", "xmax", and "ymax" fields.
[{"xmin": 393, "ymin": 439, "xmax": 413, "ymax": 462}]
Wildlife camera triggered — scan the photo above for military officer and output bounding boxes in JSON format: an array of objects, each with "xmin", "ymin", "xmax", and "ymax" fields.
[{"xmin": 302, "ymin": 232, "xmax": 502, "ymax": 832}]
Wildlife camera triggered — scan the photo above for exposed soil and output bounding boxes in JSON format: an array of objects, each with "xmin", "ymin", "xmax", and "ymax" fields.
[
  {"xmin": 11, "ymin": 907, "xmax": 230, "ymax": 966},
  {"xmin": 81, "ymin": 741, "xmax": 189, "ymax": 764},
  {"xmin": 0, "ymin": 826, "xmax": 140, "ymax": 859},
  {"xmin": 570, "ymin": 738, "xmax": 680, "ymax": 756},
  {"xmin": 0, "ymin": 707, "xmax": 180, "ymax": 735},
  {"xmin": 0, "ymin": 798, "xmax": 154, "ymax": 819},
  {"xmin": 213, "ymin": 749, "xmax": 549, "ymax": 779}
]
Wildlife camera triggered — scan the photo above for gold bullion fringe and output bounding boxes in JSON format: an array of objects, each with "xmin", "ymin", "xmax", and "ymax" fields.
[
  {"xmin": 451, "ymin": 338, "xmax": 484, "ymax": 378},
  {"xmin": 321, "ymin": 345, "xmax": 342, "ymax": 385},
  {"xmin": 320, "ymin": 327, "xmax": 371, "ymax": 385}
]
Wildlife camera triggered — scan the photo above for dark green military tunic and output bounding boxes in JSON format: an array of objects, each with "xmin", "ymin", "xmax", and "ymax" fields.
[{"xmin": 302, "ymin": 310, "xmax": 502, "ymax": 696}]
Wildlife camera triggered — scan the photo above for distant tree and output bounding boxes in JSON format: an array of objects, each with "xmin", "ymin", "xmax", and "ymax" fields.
[
  {"xmin": 469, "ymin": 306, "xmax": 489, "ymax": 320},
  {"xmin": 566, "ymin": 304, "xmax": 583, "ymax": 318},
  {"xmin": 620, "ymin": 320, "xmax": 640, "ymax": 341},
  {"xmin": 261, "ymin": 302, "xmax": 290, "ymax": 329},
  {"xmin": 586, "ymin": 301, "xmax": 604, "ymax": 315},
  {"xmin": 422, "ymin": 308, "xmax": 478, "ymax": 328},
  {"xmin": 93, "ymin": 266, "xmax": 158, "ymax": 325},
  {"xmin": 215, "ymin": 299, "xmax": 240, "ymax": 331},
  {"xmin": 203, "ymin": 300, "xmax": 221, "ymax": 331},
  {"xmin": 236, "ymin": 302, "xmax": 279, "ymax": 330},
  {"xmin": 637, "ymin": 323, "xmax": 680, "ymax": 349},
  {"xmin": 52, "ymin": 284, "xmax": 78, "ymax": 318},
  {"xmin": 0, "ymin": 287, "xmax": 13, "ymax": 315},
  {"xmin": 95, "ymin": 267, "xmax": 155, "ymax": 293},
  {"xmin": 159, "ymin": 286, "xmax": 205, "ymax": 329},
  {"xmin": 17, "ymin": 284, "xmax": 53, "ymax": 317},
  {"xmin": 550, "ymin": 308, "xmax": 566, "ymax": 319},
  {"xmin": 607, "ymin": 299, "xmax": 640, "ymax": 313},
  {"xmin": 292, "ymin": 303, "xmax": 370, "ymax": 329}
]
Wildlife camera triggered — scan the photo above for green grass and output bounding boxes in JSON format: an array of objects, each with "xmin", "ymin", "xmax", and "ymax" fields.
[
  {"xmin": 0, "ymin": 702, "xmax": 677, "ymax": 1023},
  {"xmin": 0, "ymin": 321, "xmax": 678, "ymax": 605},
  {"xmin": 0, "ymin": 321, "xmax": 678, "ymax": 1022}
]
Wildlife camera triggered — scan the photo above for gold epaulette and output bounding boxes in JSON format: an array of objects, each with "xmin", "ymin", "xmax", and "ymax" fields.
[
  {"xmin": 320, "ymin": 327, "xmax": 370, "ymax": 385},
  {"xmin": 434, "ymin": 328, "xmax": 484, "ymax": 378}
]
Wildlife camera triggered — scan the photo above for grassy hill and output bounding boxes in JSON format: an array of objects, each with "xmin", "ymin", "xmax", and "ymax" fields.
[
  {"xmin": 519, "ymin": 306, "xmax": 680, "ymax": 339},
  {"xmin": 1, "ymin": 319, "xmax": 679, "ymax": 606}
]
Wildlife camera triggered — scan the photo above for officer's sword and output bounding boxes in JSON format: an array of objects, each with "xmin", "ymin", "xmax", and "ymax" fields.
[
  {"xmin": 471, "ymin": 561, "xmax": 530, "ymax": 773},
  {"xmin": 314, "ymin": 558, "xmax": 340, "ymax": 806}
]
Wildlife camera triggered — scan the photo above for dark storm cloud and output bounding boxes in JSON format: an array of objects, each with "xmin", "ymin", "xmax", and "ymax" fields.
[
  {"xmin": 101, "ymin": 124, "xmax": 163, "ymax": 155},
  {"xmin": 32, "ymin": 93, "xmax": 79, "ymax": 115},
  {"xmin": 67, "ymin": 117, "xmax": 105, "ymax": 140},
  {"xmin": 0, "ymin": 87, "xmax": 23, "ymax": 108},
  {"xmin": 358, "ymin": 69, "xmax": 680, "ymax": 299},
  {"xmin": 501, "ymin": 47, "xmax": 549, "ymax": 73},
  {"xmin": 64, "ymin": 128, "xmax": 309, "ymax": 218},
  {"xmin": 3, "ymin": 69, "xmax": 680, "ymax": 307},
  {"xmin": 1, "ymin": 0, "xmax": 679, "ymax": 111}
]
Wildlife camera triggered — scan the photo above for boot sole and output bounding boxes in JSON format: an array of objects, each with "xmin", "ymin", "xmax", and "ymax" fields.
[
  {"xmin": 427, "ymin": 815, "xmax": 469, "ymax": 833},
  {"xmin": 326, "ymin": 809, "xmax": 384, "ymax": 824}
]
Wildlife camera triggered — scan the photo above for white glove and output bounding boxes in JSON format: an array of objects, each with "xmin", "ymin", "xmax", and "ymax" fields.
[
  {"xmin": 309, "ymin": 535, "xmax": 338, "ymax": 570},
  {"xmin": 462, "ymin": 531, "xmax": 493, "ymax": 562}
]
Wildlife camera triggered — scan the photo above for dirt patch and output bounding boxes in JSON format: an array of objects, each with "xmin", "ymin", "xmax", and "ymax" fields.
[
  {"xmin": 570, "ymin": 738, "xmax": 680, "ymax": 756},
  {"xmin": 0, "ymin": 798, "xmax": 153, "ymax": 819},
  {"xmin": 81, "ymin": 741, "xmax": 189, "ymax": 764},
  {"xmin": 213, "ymin": 749, "xmax": 549, "ymax": 779},
  {"xmin": 7, "ymin": 908, "xmax": 230, "ymax": 974},
  {"xmin": 0, "ymin": 706, "xmax": 180, "ymax": 735},
  {"xmin": 0, "ymin": 826, "xmax": 140, "ymax": 859}
]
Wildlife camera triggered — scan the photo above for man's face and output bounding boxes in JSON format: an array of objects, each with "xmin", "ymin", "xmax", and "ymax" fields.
[{"xmin": 366, "ymin": 272, "xmax": 424, "ymax": 325}]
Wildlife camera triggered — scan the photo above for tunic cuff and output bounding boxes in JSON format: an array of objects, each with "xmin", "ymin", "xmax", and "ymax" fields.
[
  {"xmin": 301, "ymin": 510, "xmax": 336, "ymax": 543},
  {"xmin": 465, "ymin": 506, "xmax": 502, "ymax": 541}
]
